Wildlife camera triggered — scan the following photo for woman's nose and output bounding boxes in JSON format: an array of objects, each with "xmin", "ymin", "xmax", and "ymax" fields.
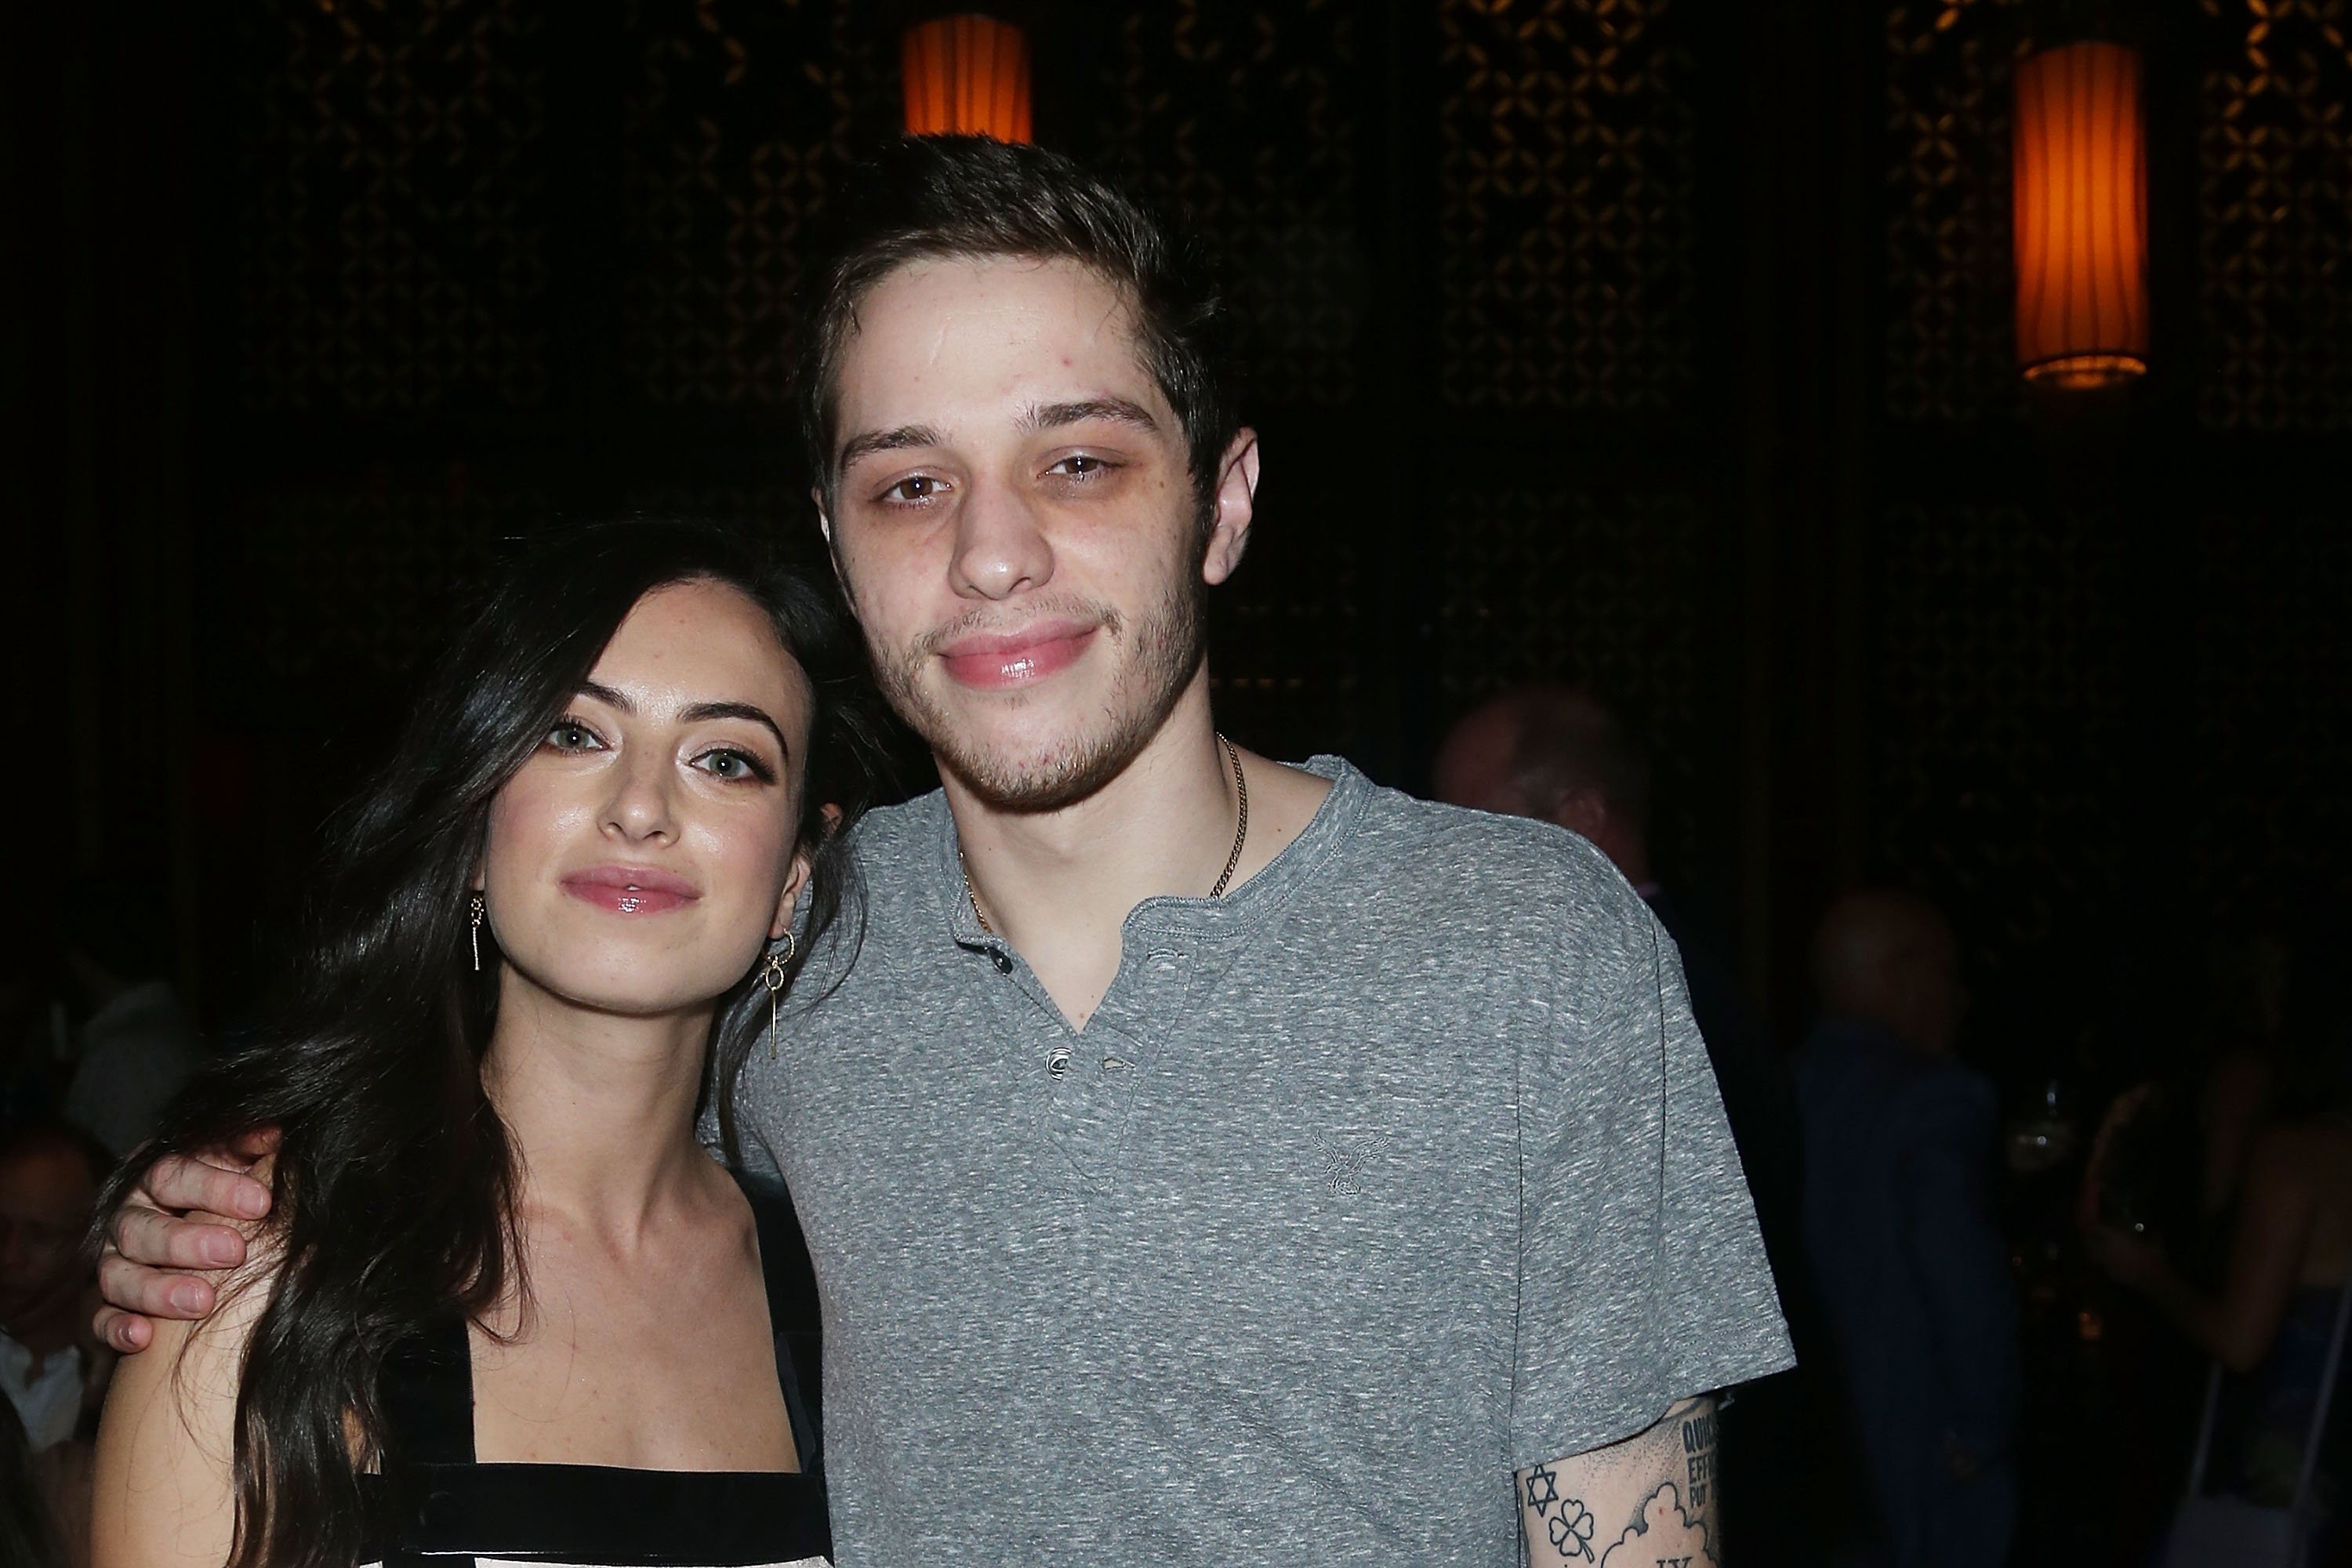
[{"xmin": 603, "ymin": 745, "xmax": 678, "ymax": 840}]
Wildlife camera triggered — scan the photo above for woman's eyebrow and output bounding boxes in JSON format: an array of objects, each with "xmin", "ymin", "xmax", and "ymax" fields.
[
  {"xmin": 679, "ymin": 700, "xmax": 791, "ymax": 759},
  {"xmin": 578, "ymin": 682, "xmax": 790, "ymax": 759}
]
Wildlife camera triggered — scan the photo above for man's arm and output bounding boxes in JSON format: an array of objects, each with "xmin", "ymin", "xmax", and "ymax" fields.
[
  {"xmin": 92, "ymin": 1138, "xmax": 278, "ymax": 1352},
  {"xmin": 1519, "ymin": 1396, "xmax": 1718, "ymax": 1568}
]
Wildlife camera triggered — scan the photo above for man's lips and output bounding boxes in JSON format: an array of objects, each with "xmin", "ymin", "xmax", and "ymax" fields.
[
  {"xmin": 936, "ymin": 622, "xmax": 1098, "ymax": 688},
  {"xmin": 559, "ymin": 866, "xmax": 700, "ymax": 916}
]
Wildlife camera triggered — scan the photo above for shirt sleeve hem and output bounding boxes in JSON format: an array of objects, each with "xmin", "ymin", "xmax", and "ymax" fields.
[{"xmin": 1507, "ymin": 1344, "xmax": 1798, "ymax": 1472}]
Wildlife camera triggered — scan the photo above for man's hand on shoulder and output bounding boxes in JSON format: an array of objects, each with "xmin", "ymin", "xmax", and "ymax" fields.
[
  {"xmin": 1519, "ymin": 1396, "xmax": 1719, "ymax": 1567},
  {"xmin": 93, "ymin": 1131, "xmax": 279, "ymax": 1353}
]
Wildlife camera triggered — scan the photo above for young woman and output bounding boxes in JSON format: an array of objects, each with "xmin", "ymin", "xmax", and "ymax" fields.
[{"xmin": 91, "ymin": 521, "xmax": 882, "ymax": 1568}]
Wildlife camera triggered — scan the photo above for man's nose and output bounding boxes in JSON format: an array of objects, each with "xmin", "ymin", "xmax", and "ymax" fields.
[{"xmin": 948, "ymin": 477, "xmax": 1054, "ymax": 600}]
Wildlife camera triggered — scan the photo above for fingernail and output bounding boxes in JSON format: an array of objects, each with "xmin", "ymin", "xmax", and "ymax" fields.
[
  {"xmin": 238, "ymin": 1188, "xmax": 269, "ymax": 1218},
  {"xmin": 204, "ymin": 1234, "xmax": 241, "ymax": 1266},
  {"xmin": 170, "ymin": 1282, "xmax": 206, "ymax": 1314}
]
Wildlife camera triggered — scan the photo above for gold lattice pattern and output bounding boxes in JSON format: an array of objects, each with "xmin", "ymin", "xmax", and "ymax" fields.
[
  {"xmin": 241, "ymin": 0, "xmax": 550, "ymax": 411},
  {"xmin": 2198, "ymin": 0, "xmax": 2352, "ymax": 430},
  {"xmin": 1089, "ymin": 0, "xmax": 1364, "ymax": 408},
  {"xmin": 1883, "ymin": 0, "xmax": 2029, "ymax": 423},
  {"xmin": 1436, "ymin": 0, "xmax": 1699, "ymax": 410},
  {"xmin": 619, "ymin": 0, "xmax": 888, "ymax": 407}
]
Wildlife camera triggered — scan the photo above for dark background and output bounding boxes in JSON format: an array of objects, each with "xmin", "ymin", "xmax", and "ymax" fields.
[
  {"xmin": 17, "ymin": 0, "xmax": 2348, "ymax": 1062},
  {"xmin": 6, "ymin": 2, "xmax": 2349, "ymax": 1558}
]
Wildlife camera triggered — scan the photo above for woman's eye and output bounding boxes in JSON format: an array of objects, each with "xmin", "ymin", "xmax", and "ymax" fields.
[
  {"xmin": 546, "ymin": 720, "xmax": 601, "ymax": 753},
  {"xmin": 882, "ymin": 474, "xmax": 944, "ymax": 504},
  {"xmin": 695, "ymin": 748, "xmax": 770, "ymax": 783}
]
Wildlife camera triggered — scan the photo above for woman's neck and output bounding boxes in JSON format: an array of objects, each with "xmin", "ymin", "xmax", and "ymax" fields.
[{"xmin": 478, "ymin": 975, "xmax": 718, "ymax": 1247}]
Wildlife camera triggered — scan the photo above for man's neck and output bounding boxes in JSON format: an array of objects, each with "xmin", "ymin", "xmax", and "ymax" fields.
[{"xmin": 946, "ymin": 676, "xmax": 1330, "ymax": 1030}]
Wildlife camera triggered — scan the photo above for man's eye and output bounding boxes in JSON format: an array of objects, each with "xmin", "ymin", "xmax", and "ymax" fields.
[
  {"xmin": 883, "ymin": 475, "xmax": 944, "ymax": 503},
  {"xmin": 1050, "ymin": 455, "xmax": 1109, "ymax": 477}
]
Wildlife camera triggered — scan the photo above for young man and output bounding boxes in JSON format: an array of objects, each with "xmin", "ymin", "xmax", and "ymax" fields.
[{"xmin": 96, "ymin": 136, "xmax": 1789, "ymax": 1566}]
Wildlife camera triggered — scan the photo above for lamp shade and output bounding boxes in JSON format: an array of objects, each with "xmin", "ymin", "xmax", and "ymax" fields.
[
  {"xmin": 2013, "ymin": 40, "xmax": 2150, "ymax": 387},
  {"xmin": 902, "ymin": 14, "xmax": 1032, "ymax": 143}
]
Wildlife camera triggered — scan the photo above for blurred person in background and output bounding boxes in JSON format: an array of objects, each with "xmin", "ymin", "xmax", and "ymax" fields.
[
  {"xmin": 1, "ymin": 1120, "xmax": 113, "ymax": 1568},
  {"xmin": 58, "ymin": 882, "xmax": 202, "ymax": 1158},
  {"xmin": 0, "ymin": 1121, "xmax": 112, "ymax": 1454},
  {"xmin": 1796, "ymin": 889, "xmax": 2017, "ymax": 1568},
  {"xmin": 1433, "ymin": 684, "xmax": 1828, "ymax": 1567},
  {"xmin": 2089, "ymin": 911, "xmax": 2352, "ymax": 1561},
  {"xmin": 2074, "ymin": 924, "xmax": 2296, "ymax": 1561}
]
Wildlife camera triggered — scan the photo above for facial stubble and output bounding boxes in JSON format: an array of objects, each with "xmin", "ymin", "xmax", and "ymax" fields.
[{"xmin": 870, "ymin": 568, "xmax": 1210, "ymax": 815}]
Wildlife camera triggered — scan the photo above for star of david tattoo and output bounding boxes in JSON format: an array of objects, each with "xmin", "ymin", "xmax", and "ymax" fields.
[{"xmin": 1523, "ymin": 1461, "xmax": 1560, "ymax": 1515}]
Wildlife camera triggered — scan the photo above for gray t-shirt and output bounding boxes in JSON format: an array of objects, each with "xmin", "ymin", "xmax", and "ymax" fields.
[{"xmin": 736, "ymin": 757, "xmax": 1791, "ymax": 1566}]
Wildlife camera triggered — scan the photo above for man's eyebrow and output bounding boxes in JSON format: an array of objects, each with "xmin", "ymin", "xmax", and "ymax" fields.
[
  {"xmin": 835, "ymin": 423, "xmax": 945, "ymax": 472},
  {"xmin": 577, "ymin": 683, "xmax": 791, "ymax": 758},
  {"xmin": 1020, "ymin": 397, "xmax": 1161, "ymax": 436}
]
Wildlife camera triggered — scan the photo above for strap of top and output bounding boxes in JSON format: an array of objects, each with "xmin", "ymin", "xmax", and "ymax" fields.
[{"xmin": 735, "ymin": 1171, "xmax": 825, "ymax": 1475}]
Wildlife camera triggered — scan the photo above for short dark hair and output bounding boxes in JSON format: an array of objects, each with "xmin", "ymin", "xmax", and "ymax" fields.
[
  {"xmin": 795, "ymin": 135, "xmax": 1238, "ymax": 528},
  {"xmin": 0, "ymin": 1119, "xmax": 114, "ymax": 1193},
  {"xmin": 1508, "ymin": 687, "xmax": 1653, "ymax": 830}
]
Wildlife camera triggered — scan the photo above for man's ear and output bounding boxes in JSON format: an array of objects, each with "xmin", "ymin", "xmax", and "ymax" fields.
[{"xmin": 1201, "ymin": 429, "xmax": 1261, "ymax": 587}]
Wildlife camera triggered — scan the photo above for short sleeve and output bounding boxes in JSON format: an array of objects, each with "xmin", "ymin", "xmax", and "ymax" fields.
[{"xmin": 1510, "ymin": 880, "xmax": 1795, "ymax": 1468}]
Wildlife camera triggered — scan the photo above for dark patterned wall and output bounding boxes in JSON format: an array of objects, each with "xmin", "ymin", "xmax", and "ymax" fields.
[
  {"xmin": 1882, "ymin": 0, "xmax": 2024, "ymax": 425},
  {"xmin": 1871, "ymin": 500, "xmax": 2131, "ymax": 1000},
  {"xmin": 238, "ymin": 0, "xmax": 553, "ymax": 413},
  {"xmin": 1872, "ymin": 0, "xmax": 2352, "ymax": 1052},
  {"xmin": 1437, "ymin": 0, "xmax": 1700, "ymax": 412},
  {"xmin": 620, "ymin": 0, "xmax": 891, "ymax": 408},
  {"xmin": 2197, "ymin": 0, "xmax": 2352, "ymax": 430}
]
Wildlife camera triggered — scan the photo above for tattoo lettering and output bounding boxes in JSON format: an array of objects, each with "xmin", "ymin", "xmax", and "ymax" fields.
[
  {"xmin": 1597, "ymin": 1480, "xmax": 1717, "ymax": 1568},
  {"xmin": 1680, "ymin": 1406, "xmax": 1719, "ymax": 1512},
  {"xmin": 1547, "ymin": 1497, "xmax": 1597, "ymax": 1561}
]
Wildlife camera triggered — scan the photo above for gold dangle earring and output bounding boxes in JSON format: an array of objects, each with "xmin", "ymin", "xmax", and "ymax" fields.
[
  {"xmin": 470, "ymin": 893, "xmax": 486, "ymax": 973},
  {"xmin": 762, "ymin": 932, "xmax": 796, "ymax": 1060}
]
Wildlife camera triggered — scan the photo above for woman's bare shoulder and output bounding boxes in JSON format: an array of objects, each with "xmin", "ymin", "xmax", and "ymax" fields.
[{"xmin": 90, "ymin": 1229, "xmax": 283, "ymax": 1568}]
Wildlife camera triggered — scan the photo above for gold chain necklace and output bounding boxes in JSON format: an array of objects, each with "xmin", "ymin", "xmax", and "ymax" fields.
[{"xmin": 961, "ymin": 734, "xmax": 1249, "ymax": 937}]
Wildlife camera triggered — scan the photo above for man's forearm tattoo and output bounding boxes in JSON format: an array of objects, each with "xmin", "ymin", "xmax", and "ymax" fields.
[
  {"xmin": 1597, "ymin": 1481, "xmax": 1718, "ymax": 1568},
  {"xmin": 1523, "ymin": 1461, "xmax": 1598, "ymax": 1561},
  {"xmin": 1680, "ymin": 1404, "xmax": 1718, "ymax": 1513}
]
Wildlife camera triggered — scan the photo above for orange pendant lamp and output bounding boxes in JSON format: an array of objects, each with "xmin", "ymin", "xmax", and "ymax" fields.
[
  {"xmin": 2013, "ymin": 39, "xmax": 2150, "ymax": 388},
  {"xmin": 902, "ymin": 13, "xmax": 1033, "ymax": 143}
]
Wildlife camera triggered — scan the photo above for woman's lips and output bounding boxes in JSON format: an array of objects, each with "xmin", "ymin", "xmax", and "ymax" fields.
[
  {"xmin": 560, "ymin": 866, "xmax": 700, "ymax": 916},
  {"xmin": 938, "ymin": 625, "xmax": 1097, "ymax": 688}
]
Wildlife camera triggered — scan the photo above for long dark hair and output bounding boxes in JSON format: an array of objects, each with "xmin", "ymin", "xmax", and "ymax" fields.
[{"xmin": 102, "ymin": 519, "xmax": 885, "ymax": 1568}]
